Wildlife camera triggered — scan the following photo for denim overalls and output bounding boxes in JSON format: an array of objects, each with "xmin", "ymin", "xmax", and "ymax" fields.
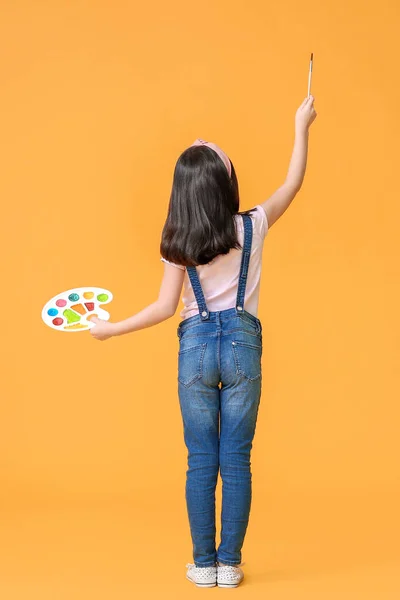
[{"xmin": 177, "ymin": 213, "xmax": 263, "ymax": 568}]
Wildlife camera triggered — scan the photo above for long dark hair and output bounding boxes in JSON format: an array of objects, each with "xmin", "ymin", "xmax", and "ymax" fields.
[{"xmin": 160, "ymin": 144, "xmax": 256, "ymax": 267}]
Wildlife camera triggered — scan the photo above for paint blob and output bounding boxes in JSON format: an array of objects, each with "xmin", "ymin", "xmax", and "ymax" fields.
[
  {"xmin": 71, "ymin": 303, "xmax": 86, "ymax": 315},
  {"xmin": 97, "ymin": 293, "xmax": 108, "ymax": 302},
  {"xmin": 52, "ymin": 317, "xmax": 63, "ymax": 326},
  {"xmin": 83, "ymin": 292, "xmax": 94, "ymax": 299},
  {"xmin": 56, "ymin": 299, "xmax": 67, "ymax": 307},
  {"xmin": 63, "ymin": 309, "xmax": 81, "ymax": 324},
  {"xmin": 68, "ymin": 293, "xmax": 80, "ymax": 302},
  {"xmin": 48, "ymin": 308, "xmax": 58, "ymax": 316}
]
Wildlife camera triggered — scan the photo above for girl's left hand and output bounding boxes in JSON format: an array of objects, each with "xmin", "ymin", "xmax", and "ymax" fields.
[{"xmin": 89, "ymin": 317, "xmax": 116, "ymax": 341}]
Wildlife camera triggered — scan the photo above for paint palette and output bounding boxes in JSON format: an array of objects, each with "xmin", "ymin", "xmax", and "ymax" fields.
[{"xmin": 42, "ymin": 287, "xmax": 113, "ymax": 332}]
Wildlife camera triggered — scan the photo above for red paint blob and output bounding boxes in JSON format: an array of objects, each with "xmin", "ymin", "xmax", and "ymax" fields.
[
  {"xmin": 56, "ymin": 299, "xmax": 67, "ymax": 307},
  {"xmin": 52, "ymin": 317, "xmax": 63, "ymax": 326},
  {"xmin": 85, "ymin": 302, "xmax": 95, "ymax": 311}
]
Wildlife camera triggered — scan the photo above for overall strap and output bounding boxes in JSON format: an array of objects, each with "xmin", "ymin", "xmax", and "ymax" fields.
[
  {"xmin": 186, "ymin": 265, "xmax": 210, "ymax": 320},
  {"xmin": 235, "ymin": 214, "xmax": 253, "ymax": 314},
  {"xmin": 186, "ymin": 213, "xmax": 253, "ymax": 321}
]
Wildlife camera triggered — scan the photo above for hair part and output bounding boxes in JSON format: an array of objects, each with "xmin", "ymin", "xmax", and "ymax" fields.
[{"xmin": 160, "ymin": 145, "xmax": 257, "ymax": 267}]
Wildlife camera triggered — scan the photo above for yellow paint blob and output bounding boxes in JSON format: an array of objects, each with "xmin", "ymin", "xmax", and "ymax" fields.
[
  {"xmin": 83, "ymin": 292, "xmax": 94, "ymax": 299},
  {"xmin": 64, "ymin": 323, "xmax": 87, "ymax": 330}
]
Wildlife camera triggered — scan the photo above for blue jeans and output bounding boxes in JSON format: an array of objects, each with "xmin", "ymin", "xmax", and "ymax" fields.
[{"xmin": 177, "ymin": 307, "xmax": 263, "ymax": 567}]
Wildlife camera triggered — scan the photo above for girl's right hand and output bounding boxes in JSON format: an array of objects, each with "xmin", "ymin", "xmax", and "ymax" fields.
[{"xmin": 295, "ymin": 95, "xmax": 317, "ymax": 133}]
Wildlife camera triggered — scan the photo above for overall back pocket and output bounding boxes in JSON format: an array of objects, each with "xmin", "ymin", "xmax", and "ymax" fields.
[
  {"xmin": 178, "ymin": 343, "xmax": 207, "ymax": 387},
  {"xmin": 231, "ymin": 340, "xmax": 262, "ymax": 381}
]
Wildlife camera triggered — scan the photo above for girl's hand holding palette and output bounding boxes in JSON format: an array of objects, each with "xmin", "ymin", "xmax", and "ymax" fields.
[{"xmin": 42, "ymin": 287, "xmax": 113, "ymax": 332}]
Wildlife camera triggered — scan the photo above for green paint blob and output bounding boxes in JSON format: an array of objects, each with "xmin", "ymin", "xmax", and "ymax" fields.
[
  {"xmin": 63, "ymin": 309, "xmax": 81, "ymax": 324},
  {"xmin": 97, "ymin": 293, "xmax": 108, "ymax": 302}
]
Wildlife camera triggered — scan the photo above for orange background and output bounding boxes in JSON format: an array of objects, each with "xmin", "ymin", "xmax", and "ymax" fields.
[{"xmin": 1, "ymin": 0, "xmax": 400, "ymax": 597}]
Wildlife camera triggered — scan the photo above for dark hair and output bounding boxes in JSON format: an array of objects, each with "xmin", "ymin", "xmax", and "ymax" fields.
[{"xmin": 160, "ymin": 144, "xmax": 257, "ymax": 267}]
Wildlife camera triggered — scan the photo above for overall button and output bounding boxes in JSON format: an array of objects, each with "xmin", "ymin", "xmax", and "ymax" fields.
[
  {"xmin": 237, "ymin": 306, "xmax": 243, "ymax": 311},
  {"xmin": 201, "ymin": 311, "xmax": 208, "ymax": 317}
]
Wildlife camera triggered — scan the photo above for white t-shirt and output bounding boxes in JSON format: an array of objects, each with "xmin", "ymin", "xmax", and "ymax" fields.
[{"xmin": 160, "ymin": 204, "xmax": 269, "ymax": 320}]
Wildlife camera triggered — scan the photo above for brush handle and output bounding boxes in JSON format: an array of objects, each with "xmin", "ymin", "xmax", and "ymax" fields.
[{"xmin": 308, "ymin": 53, "xmax": 313, "ymax": 97}]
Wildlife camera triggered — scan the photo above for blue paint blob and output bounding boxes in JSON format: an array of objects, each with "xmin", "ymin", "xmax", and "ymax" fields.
[{"xmin": 48, "ymin": 308, "xmax": 58, "ymax": 316}]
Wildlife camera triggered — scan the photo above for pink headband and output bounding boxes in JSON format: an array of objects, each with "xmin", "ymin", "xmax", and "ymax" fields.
[{"xmin": 190, "ymin": 138, "xmax": 232, "ymax": 177}]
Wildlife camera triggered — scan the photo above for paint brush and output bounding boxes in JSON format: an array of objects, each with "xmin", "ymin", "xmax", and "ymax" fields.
[{"xmin": 308, "ymin": 52, "xmax": 313, "ymax": 97}]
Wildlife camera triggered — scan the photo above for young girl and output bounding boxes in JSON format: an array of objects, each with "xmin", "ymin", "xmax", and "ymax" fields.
[{"xmin": 90, "ymin": 95, "xmax": 317, "ymax": 588}]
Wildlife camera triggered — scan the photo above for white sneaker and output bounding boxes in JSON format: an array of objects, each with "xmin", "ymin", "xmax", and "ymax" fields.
[
  {"xmin": 217, "ymin": 562, "xmax": 245, "ymax": 587},
  {"xmin": 185, "ymin": 562, "xmax": 217, "ymax": 587}
]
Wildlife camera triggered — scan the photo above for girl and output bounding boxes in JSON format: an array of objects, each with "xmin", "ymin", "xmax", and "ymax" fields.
[{"xmin": 90, "ymin": 95, "xmax": 317, "ymax": 588}]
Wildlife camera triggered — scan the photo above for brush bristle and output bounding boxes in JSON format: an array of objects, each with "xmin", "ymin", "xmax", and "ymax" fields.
[{"xmin": 311, "ymin": 52, "xmax": 313, "ymax": 61}]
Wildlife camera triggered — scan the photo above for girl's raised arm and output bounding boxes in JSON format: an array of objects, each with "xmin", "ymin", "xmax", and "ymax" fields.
[{"xmin": 261, "ymin": 95, "xmax": 317, "ymax": 229}]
